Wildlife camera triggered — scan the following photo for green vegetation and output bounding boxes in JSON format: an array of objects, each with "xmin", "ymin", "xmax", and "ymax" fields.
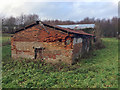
[
  {"xmin": 0, "ymin": 33, "xmax": 12, "ymax": 46},
  {"xmin": 2, "ymin": 38, "xmax": 119, "ymax": 88},
  {"xmin": 2, "ymin": 37, "xmax": 10, "ymax": 43}
]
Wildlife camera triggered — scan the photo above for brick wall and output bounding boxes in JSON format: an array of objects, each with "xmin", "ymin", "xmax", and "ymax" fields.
[
  {"xmin": 11, "ymin": 41, "xmax": 73, "ymax": 64},
  {"xmin": 11, "ymin": 24, "xmax": 74, "ymax": 64},
  {"xmin": 13, "ymin": 24, "xmax": 74, "ymax": 42}
]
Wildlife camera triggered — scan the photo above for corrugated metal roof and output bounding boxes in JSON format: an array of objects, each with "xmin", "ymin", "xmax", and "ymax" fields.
[
  {"xmin": 54, "ymin": 25, "xmax": 94, "ymax": 36},
  {"xmin": 57, "ymin": 24, "xmax": 95, "ymax": 29}
]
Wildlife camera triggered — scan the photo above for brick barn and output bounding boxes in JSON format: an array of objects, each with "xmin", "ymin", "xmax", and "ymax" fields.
[{"xmin": 11, "ymin": 21, "xmax": 95, "ymax": 64}]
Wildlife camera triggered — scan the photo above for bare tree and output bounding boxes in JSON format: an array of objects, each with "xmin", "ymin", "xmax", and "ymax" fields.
[
  {"xmin": 3, "ymin": 16, "xmax": 16, "ymax": 33},
  {"xmin": 24, "ymin": 14, "xmax": 39, "ymax": 26}
]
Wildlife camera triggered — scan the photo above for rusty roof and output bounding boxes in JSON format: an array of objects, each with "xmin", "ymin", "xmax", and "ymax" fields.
[
  {"xmin": 15, "ymin": 21, "xmax": 94, "ymax": 37},
  {"xmin": 53, "ymin": 25, "xmax": 94, "ymax": 36}
]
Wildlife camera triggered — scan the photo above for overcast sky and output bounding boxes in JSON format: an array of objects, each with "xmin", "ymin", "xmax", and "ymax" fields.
[{"xmin": 0, "ymin": 0, "xmax": 119, "ymax": 21}]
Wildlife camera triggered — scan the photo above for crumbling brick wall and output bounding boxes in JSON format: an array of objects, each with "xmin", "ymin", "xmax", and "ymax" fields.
[
  {"xmin": 11, "ymin": 41, "xmax": 73, "ymax": 64},
  {"xmin": 11, "ymin": 24, "xmax": 74, "ymax": 64}
]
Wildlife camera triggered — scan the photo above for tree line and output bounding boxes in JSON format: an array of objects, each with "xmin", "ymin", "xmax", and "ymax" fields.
[
  {"xmin": 1, "ymin": 14, "xmax": 119, "ymax": 37},
  {"xmin": 2, "ymin": 14, "xmax": 39, "ymax": 33}
]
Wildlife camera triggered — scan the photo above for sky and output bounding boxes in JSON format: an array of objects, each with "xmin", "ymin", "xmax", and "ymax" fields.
[{"xmin": 0, "ymin": 0, "xmax": 119, "ymax": 21}]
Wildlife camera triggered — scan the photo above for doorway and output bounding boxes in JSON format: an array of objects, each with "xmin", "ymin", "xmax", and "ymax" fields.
[{"xmin": 34, "ymin": 48, "xmax": 43, "ymax": 59}]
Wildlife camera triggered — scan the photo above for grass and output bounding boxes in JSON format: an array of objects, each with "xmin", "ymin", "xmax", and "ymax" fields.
[
  {"xmin": 0, "ymin": 33, "xmax": 12, "ymax": 46},
  {"xmin": 2, "ymin": 37, "xmax": 10, "ymax": 43},
  {"xmin": 2, "ymin": 38, "xmax": 119, "ymax": 88}
]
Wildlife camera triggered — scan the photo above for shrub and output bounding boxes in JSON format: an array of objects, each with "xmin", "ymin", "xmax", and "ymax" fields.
[{"xmin": 93, "ymin": 37, "xmax": 105, "ymax": 50}]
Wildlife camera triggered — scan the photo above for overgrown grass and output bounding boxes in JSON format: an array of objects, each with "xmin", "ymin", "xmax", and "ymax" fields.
[{"xmin": 2, "ymin": 38, "xmax": 119, "ymax": 88}]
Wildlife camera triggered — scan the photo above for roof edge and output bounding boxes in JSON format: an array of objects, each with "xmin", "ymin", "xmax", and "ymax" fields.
[{"xmin": 14, "ymin": 21, "xmax": 94, "ymax": 37}]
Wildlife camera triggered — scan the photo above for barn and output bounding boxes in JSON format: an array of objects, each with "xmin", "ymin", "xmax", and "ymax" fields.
[{"xmin": 11, "ymin": 21, "xmax": 95, "ymax": 64}]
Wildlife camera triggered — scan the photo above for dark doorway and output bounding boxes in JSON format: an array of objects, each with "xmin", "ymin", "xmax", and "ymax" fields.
[{"xmin": 34, "ymin": 48, "xmax": 43, "ymax": 59}]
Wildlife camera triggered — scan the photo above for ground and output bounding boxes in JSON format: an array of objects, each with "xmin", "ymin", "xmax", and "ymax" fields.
[{"xmin": 1, "ymin": 34, "xmax": 119, "ymax": 88}]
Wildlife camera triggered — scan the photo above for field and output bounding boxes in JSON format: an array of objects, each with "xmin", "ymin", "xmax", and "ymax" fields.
[
  {"xmin": 1, "ymin": 34, "xmax": 12, "ymax": 46},
  {"xmin": 1, "ymin": 35, "xmax": 119, "ymax": 88}
]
